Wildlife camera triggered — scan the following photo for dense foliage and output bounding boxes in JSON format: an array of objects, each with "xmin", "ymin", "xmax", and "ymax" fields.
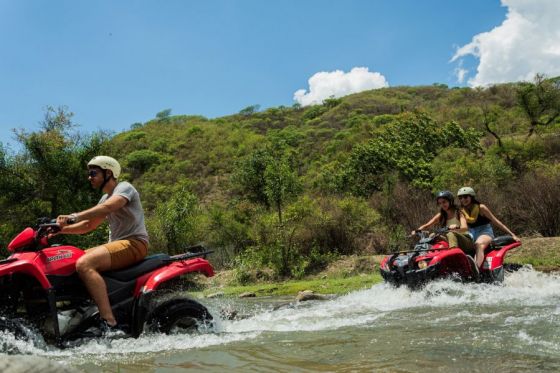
[{"xmin": 1, "ymin": 76, "xmax": 559, "ymax": 278}]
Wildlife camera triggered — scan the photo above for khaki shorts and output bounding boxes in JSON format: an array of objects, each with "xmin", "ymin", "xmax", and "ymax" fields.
[{"xmin": 104, "ymin": 238, "xmax": 148, "ymax": 270}]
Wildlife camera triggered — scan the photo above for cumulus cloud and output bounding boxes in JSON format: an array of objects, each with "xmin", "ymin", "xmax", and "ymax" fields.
[
  {"xmin": 452, "ymin": 0, "xmax": 560, "ymax": 86},
  {"xmin": 294, "ymin": 67, "xmax": 388, "ymax": 106}
]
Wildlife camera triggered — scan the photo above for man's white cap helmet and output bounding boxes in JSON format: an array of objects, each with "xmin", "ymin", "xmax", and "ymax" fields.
[{"xmin": 87, "ymin": 156, "xmax": 121, "ymax": 179}]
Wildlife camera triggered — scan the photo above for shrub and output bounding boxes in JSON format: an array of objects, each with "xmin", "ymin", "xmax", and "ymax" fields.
[
  {"xmin": 431, "ymin": 148, "xmax": 513, "ymax": 189},
  {"xmin": 503, "ymin": 171, "xmax": 560, "ymax": 236},
  {"xmin": 122, "ymin": 131, "xmax": 147, "ymax": 141},
  {"xmin": 202, "ymin": 201, "xmax": 258, "ymax": 267},
  {"xmin": 153, "ymin": 185, "xmax": 201, "ymax": 254},
  {"xmin": 340, "ymin": 113, "xmax": 482, "ymax": 196},
  {"xmin": 369, "ymin": 179, "xmax": 433, "ymax": 241},
  {"xmin": 126, "ymin": 150, "xmax": 163, "ymax": 173},
  {"xmin": 233, "ymin": 194, "xmax": 380, "ymax": 278}
]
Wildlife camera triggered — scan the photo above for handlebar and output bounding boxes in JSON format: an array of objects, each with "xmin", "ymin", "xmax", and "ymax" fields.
[
  {"xmin": 413, "ymin": 227, "xmax": 449, "ymax": 239},
  {"xmin": 36, "ymin": 216, "xmax": 76, "ymax": 238}
]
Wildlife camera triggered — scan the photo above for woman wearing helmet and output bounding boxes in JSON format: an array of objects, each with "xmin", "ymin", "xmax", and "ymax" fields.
[
  {"xmin": 457, "ymin": 186, "xmax": 519, "ymax": 269},
  {"xmin": 413, "ymin": 191, "xmax": 474, "ymax": 254},
  {"xmin": 56, "ymin": 156, "xmax": 149, "ymax": 332}
]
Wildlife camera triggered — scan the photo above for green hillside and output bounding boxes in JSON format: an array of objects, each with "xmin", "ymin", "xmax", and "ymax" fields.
[{"xmin": 1, "ymin": 77, "xmax": 559, "ymax": 279}]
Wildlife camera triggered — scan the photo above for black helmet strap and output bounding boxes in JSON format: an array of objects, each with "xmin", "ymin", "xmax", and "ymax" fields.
[{"xmin": 99, "ymin": 169, "xmax": 111, "ymax": 191}]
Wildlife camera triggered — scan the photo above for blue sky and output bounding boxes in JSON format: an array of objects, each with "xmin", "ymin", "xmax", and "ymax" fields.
[{"xmin": 1, "ymin": 0, "xmax": 558, "ymax": 150}]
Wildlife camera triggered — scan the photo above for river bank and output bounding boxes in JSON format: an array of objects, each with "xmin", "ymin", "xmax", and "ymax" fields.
[{"xmin": 197, "ymin": 236, "xmax": 560, "ymax": 298}]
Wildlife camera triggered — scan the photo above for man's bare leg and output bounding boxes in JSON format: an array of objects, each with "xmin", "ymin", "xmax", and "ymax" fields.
[{"xmin": 75, "ymin": 246, "xmax": 116, "ymax": 326}]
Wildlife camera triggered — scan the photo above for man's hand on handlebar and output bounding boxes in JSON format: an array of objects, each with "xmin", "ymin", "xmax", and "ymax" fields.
[{"xmin": 56, "ymin": 214, "xmax": 77, "ymax": 228}]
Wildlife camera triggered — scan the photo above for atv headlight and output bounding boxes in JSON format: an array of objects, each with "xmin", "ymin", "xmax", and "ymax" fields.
[{"xmin": 417, "ymin": 260, "xmax": 428, "ymax": 269}]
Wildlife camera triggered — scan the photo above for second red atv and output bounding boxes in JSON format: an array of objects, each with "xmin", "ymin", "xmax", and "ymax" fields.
[
  {"xmin": 0, "ymin": 218, "xmax": 215, "ymax": 347},
  {"xmin": 379, "ymin": 228, "xmax": 521, "ymax": 289}
]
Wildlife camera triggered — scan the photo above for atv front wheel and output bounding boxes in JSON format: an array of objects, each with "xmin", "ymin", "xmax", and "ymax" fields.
[{"xmin": 147, "ymin": 298, "xmax": 213, "ymax": 334}]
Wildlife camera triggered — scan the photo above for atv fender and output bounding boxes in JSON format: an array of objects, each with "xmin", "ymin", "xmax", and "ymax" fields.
[
  {"xmin": 138, "ymin": 258, "xmax": 214, "ymax": 295},
  {"xmin": 0, "ymin": 260, "xmax": 51, "ymax": 289},
  {"xmin": 484, "ymin": 240, "xmax": 522, "ymax": 271}
]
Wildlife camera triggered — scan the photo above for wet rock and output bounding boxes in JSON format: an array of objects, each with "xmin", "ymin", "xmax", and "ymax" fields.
[
  {"xmin": 219, "ymin": 307, "xmax": 252, "ymax": 321},
  {"xmin": 272, "ymin": 301, "xmax": 294, "ymax": 311},
  {"xmin": 0, "ymin": 355, "xmax": 81, "ymax": 373},
  {"xmin": 239, "ymin": 291, "xmax": 256, "ymax": 298},
  {"xmin": 206, "ymin": 291, "xmax": 225, "ymax": 299},
  {"xmin": 296, "ymin": 290, "xmax": 328, "ymax": 302}
]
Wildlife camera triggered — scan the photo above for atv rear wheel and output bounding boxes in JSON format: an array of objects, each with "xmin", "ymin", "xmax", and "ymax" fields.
[{"xmin": 147, "ymin": 298, "xmax": 213, "ymax": 335}]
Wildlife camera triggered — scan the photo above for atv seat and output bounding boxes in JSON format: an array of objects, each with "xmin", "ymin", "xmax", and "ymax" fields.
[
  {"xmin": 103, "ymin": 253, "xmax": 170, "ymax": 282},
  {"xmin": 490, "ymin": 235, "xmax": 515, "ymax": 249}
]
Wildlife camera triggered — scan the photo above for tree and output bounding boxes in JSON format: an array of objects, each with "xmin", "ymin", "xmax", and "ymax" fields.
[
  {"xmin": 233, "ymin": 141, "xmax": 301, "ymax": 224},
  {"xmin": 4, "ymin": 106, "xmax": 110, "ymax": 216},
  {"xmin": 232, "ymin": 148, "xmax": 270, "ymax": 207},
  {"xmin": 239, "ymin": 104, "xmax": 260, "ymax": 116},
  {"xmin": 155, "ymin": 183, "xmax": 199, "ymax": 254},
  {"xmin": 339, "ymin": 113, "xmax": 482, "ymax": 196},
  {"xmin": 126, "ymin": 149, "xmax": 163, "ymax": 174},
  {"xmin": 517, "ymin": 74, "xmax": 560, "ymax": 138},
  {"xmin": 263, "ymin": 151, "xmax": 301, "ymax": 225},
  {"xmin": 156, "ymin": 108, "xmax": 172, "ymax": 120},
  {"xmin": 0, "ymin": 106, "xmax": 111, "ymax": 252}
]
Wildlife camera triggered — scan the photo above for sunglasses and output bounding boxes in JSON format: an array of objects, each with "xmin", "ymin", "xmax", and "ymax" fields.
[
  {"xmin": 87, "ymin": 170, "xmax": 99, "ymax": 177},
  {"xmin": 458, "ymin": 195, "xmax": 471, "ymax": 199}
]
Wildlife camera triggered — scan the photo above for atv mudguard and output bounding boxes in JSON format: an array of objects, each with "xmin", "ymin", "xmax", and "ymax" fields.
[
  {"xmin": 0, "ymin": 258, "xmax": 52, "ymax": 289},
  {"xmin": 483, "ymin": 237, "xmax": 521, "ymax": 272},
  {"xmin": 137, "ymin": 257, "xmax": 214, "ymax": 295},
  {"xmin": 129, "ymin": 258, "xmax": 214, "ymax": 337}
]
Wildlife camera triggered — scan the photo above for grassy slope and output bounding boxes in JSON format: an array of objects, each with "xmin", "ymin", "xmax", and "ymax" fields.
[{"xmin": 107, "ymin": 83, "xmax": 533, "ymax": 207}]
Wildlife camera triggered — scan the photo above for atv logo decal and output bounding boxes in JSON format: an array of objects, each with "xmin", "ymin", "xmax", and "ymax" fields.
[{"xmin": 47, "ymin": 250, "xmax": 73, "ymax": 263}]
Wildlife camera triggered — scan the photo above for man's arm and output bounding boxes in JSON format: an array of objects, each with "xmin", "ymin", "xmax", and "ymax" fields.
[{"xmin": 57, "ymin": 195, "xmax": 128, "ymax": 233}]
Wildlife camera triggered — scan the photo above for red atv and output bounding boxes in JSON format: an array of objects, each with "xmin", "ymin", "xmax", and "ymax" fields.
[
  {"xmin": 379, "ymin": 228, "xmax": 521, "ymax": 289},
  {"xmin": 0, "ymin": 219, "xmax": 215, "ymax": 346}
]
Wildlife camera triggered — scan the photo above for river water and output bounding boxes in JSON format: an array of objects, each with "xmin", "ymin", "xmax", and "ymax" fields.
[{"xmin": 2, "ymin": 266, "xmax": 560, "ymax": 372}]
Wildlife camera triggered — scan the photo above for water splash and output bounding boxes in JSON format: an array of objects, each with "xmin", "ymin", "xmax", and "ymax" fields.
[{"xmin": 2, "ymin": 266, "xmax": 559, "ymax": 364}]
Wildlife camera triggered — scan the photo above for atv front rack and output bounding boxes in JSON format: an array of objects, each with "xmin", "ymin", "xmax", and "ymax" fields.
[{"xmin": 391, "ymin": 247, "xmax": 450, "ymax": 255}]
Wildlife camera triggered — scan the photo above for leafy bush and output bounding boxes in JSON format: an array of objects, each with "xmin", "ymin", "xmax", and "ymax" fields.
[
  {"xmin": 122, "ymin": 131, "xmax": 147, "ymax": 141},
  {"xmin": 152, "ymin": 184, "xmax": 201, "ymax": 254},
  {"xmin": 431, "ymin": 148, "xmax": 513, "ymax": 190},
  {"xmin": 302, "ymin": 105, "xmax": 328, "ymax": 121},
  {"xmin": 339, "ymin": 113, "xmax": 482, "ymax": 196},
  {"xmin": 126, "ymin": 149, "xmax": 163, "ymax": 173},
  {"xmin": 502, "ymin": 171, "xmax": 560, "ymax": 236},
  {"xmin": 202, "ymin": 201, "xmax": 258, "ymax": 267},
  {"xmin": 231, "ymin": 194, "xmax": 379, "ymax": 278}
]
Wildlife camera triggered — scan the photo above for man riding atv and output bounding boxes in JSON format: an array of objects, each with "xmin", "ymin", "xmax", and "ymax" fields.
[{"xmin": 56, "ymin": 156, "xmax": 148, "ymax": 333}]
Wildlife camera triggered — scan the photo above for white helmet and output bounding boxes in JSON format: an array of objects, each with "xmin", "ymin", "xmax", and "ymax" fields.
[
  {"xmin": 457, "ymin": 186, "xmax": 476, "ymax": 198},
  {"xmin": 88, "ymin": 156, "xmax": 121, "ymax": 179}
]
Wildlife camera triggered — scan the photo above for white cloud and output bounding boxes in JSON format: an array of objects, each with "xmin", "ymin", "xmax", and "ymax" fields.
[
  {"xmin": 452, "ymin": 0, "xmax": 560, "ymax": 86},
  {"xmin": 294, "ymin": 67, "xmax": 389, "ymax": 106}
]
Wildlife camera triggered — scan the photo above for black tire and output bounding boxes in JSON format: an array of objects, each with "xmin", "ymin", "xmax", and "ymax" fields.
[{"xmin": 147, "ymin": 298, "xmax": 213, "ymax": 335}]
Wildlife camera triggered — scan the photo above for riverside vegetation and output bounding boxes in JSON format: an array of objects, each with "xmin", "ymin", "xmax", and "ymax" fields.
[{"xmin": 1, "ymin": 75, "xmax": 559, "ymax": 291}]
